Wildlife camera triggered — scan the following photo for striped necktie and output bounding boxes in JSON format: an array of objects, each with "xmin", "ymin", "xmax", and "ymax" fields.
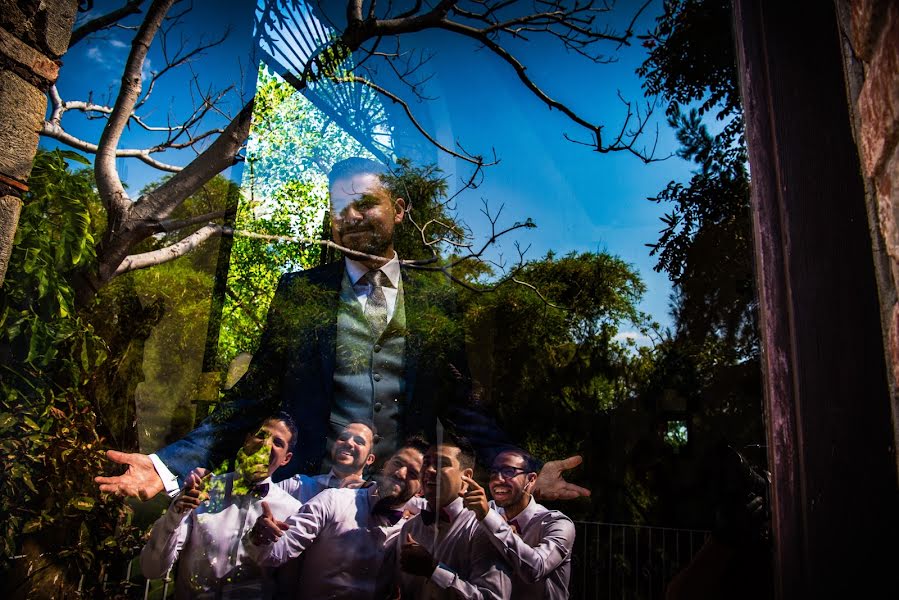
[{"xmin": 362, "ymin": 269, "xmax": 391, "ymax": 336}]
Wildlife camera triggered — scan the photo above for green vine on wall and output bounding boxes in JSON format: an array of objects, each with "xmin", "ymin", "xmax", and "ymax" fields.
[{"xmin": 0, "ymin": 150, "xmax": 141, "ymax": 596}]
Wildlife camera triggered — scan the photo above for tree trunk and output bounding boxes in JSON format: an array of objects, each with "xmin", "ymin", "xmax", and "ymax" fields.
[
  {"xmin": 0, "ymin": 0, "xmax": 80, "ymax": 286},
  {"xmin": 732, "ymin": 1, "xmax": 898, "ymax": 596}
]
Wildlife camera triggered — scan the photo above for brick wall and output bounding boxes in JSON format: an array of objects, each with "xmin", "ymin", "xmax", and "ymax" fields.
[{"xmin": 840, "ymin": 0, "xmax": 899, "ymax": 474}]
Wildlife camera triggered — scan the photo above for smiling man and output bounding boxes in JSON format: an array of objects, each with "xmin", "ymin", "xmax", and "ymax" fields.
[
  {"xmin": 277, "ymin": 421, "xmax": 376, "ymax": 502},
  {"xmin": 461, "ymin": 449, "xmax": 575, "ymax": 600},
  {"xmin": 396, "ymin": 440, "xmax": 511, "ymax": 599},
  {"xmin": 247, "ymin": 441, "xmax": 426, "ymax": 599},
  {"xmin": 140, "ymin": 413, "xmax": 302, "ymax": 599}
]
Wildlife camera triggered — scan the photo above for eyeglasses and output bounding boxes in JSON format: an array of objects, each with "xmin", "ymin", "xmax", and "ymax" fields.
[{"xmin": 489, "ymin": 466, "xmax": 529, "ymax": 480}]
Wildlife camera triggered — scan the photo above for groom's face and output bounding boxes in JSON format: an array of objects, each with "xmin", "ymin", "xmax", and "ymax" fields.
[{"xmin": 329, "ymin": 172, "xmax": 405, "ymax": 261}]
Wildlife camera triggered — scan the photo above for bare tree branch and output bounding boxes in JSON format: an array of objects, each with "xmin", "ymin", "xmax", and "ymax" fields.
[
  {"xmin": 40, "ymin": 121, "xmax": 183, "ymax": 172},
  {"xmin": 114, "ymin": 222, "xmax": 223, "ymax": 275},
  {"xmin": 335, "ymin": 74, "xmax": 495, "ymax": 167},
  {"xmin": 151, "ymin": 209, "xmax": 230, "ymax": 233},
  {"xmin": 95, "ymin": 0, "xmax": 176, "ymax": 215},
  {"xmin": 70, "ymin": 0, "xmax": 147, "ymax": 47},
  {"xmin": 131, "ymin": 100, "xmax": 253, "ymax": 222},
  {"xmin": 59, "ymin": 0, "xmax": 664, "ymax": 301}
]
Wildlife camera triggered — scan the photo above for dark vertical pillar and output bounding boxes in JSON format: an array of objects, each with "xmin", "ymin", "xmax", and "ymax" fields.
[{"xmin": 732, "ymin": 1, "xmax": 898, "ymax": 597}]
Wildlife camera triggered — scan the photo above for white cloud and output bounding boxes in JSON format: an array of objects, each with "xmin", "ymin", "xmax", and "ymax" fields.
[
  {"xmin": 613, "ymin": 331, "xmax": 652, "ymax": 348},
  {"xmin": 86, "ymin": 46, "xmax": 105, "ymax": 65},
  {"xmin": 141, "ymin": 57, "xmax": 153, "ymax": 82},
  {"xmin": 109, "ymin": 39, "xmax": 128, "ymax": 49}
]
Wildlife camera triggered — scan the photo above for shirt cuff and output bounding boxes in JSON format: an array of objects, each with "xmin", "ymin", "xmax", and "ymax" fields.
[
  {"xmin": 430, "ymin": 563, "xmax": 457, "ymax": 589},
  {"xmin": 481, "ymin": 508, "xmax": 508, "ymax": 534},
  {"xmin": 149, "ymin": 453, "xmax": 181, "ymax": 497}
]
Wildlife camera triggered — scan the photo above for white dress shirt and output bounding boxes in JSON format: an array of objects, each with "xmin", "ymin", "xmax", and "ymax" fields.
[
  {"xmin": 480, "ymin": 498, "xmax": 575, "ymax": 600},
  {"xmin": 344, "ymin": 252, "xmax": 402, "ymax": 321},
  {"xmin": 396, "ymin": 496, "xmax": 512, "ymax": 600},
  {"xmin": 140, "ymin": 473, "xmax": 302, "ymax": 599},
  {"xmin": 276, "ymin": 469, "xmax": 344, "ymax": 503},
  {"xmin": 249, "ymin": 485, "xmax": 405, "ymax": 599}
]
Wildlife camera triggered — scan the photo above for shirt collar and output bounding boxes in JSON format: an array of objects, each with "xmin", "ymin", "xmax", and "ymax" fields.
[
  {"xmin": 492, "ymin": 496, "xmax": 539, "ymax": 530},
  {"xmin": 236, "ymin": 474, "xmax": 274, "ymax": 487},
  {"xmin": 325, "ymin": 468, "xmax": 341, "ymax": 486},
  {"xmin": 430, "ymin": 496, "xmax": 465, "ymax": 523},
  {"xmin": 232, "ymin": 474, "xmax": 274, "ymax": 498},
  {"xmin": 345, "ymin": 252, "xmax": 401, "ymax": 288}
]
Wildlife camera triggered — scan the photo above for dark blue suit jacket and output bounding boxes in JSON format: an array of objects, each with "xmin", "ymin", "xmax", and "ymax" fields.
[{"xmin": 156, "ymin": 260, "xmax": 512, "ymax": 483}]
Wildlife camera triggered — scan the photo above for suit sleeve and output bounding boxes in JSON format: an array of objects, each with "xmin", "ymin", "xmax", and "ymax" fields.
[
  {"xmin": 445, "ymin": 309, "xmax": 545, "ymax": 471},
  {"xmin": 438, "ymin": 341, "xmax": 533, "ymax": 470},
  {"xmin": 155, "ymin": 273, "xmax": 294, "ymax": 482}
]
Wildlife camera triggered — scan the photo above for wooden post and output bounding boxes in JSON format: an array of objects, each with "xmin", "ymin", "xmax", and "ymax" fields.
[{"xmin": 732, "ymin": 1, "xmax": 898, "ymax": 597}]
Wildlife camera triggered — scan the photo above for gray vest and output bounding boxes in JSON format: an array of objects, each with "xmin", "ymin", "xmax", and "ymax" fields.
[{"xmin": 329, "ymin": 271, "xmax": 406, "ymax": 461}]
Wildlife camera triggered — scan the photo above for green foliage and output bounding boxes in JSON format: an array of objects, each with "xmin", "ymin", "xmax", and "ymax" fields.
[
  {"xmin": 630, "ymin": 0, "xmax": 766, "ymax": 530},
  {"xmin": 0, "ymin": 379, "xmax": 143, "ymax": 591},
  {"xmin": 639, "ymin": 0, "xmax": 757, "ymax": 361},
  {"xmin": 0, "ymin": 150, "xmax": 140, "ymax": 594},
  {"xmin": 638, "ymin": 0, "xmax": 743, "ymax": 140},
  {"xmin": 460, "ymin": 252, "xmax": 654, "ymax": 518},
  {"xmin": 382, "ymin": 158, "xmax": 465, "ymax": 262},
  {"xmin": 217, "ymin": 64, "xmax": 382, "ymax": 366},
  {"xmin": 1, "ymin": 150, "xmax": 104, "ymax": 371}
]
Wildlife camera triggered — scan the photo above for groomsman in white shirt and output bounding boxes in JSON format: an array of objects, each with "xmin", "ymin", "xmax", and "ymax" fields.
[
  {"xmin": 140, "ymin": 413, "xmax": 302, "ymax": 599},
  {"xmin": 247, "ymin": 440, "xmax": 427, "ymax": 599},
  {"xmin": 276, "ymin": 421, "xmax": 376, "ymax": 502},
  {"xmin": 461, "ymin": 449, "xmax": 575, "ymax": 600},
  {"xmin": 397, "ymin": 440, "xmax": 511, "ymax": 600}
]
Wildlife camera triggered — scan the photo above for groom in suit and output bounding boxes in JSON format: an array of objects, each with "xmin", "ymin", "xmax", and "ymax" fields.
[{"xmin": 96, "ymin": 158, "xmax": 590, "ymax": 502}]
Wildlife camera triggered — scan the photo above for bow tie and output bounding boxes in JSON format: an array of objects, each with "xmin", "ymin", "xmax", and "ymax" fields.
[
  {"xmin": 508, "ymin": 519, "xmax": 521, "ymax": 535},
  {"xmin": 420, "ymin": 508, "xmax": 452, "ymax": 526},
  {"xmin": 372, "ymin": 503, "xmax": 405, "ymax": 523},
  {"xmin": 248, "ymin": 482, "xmax": 269, "ymax": 498}
]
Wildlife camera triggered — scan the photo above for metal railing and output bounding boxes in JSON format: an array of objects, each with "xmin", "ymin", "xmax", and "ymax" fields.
[
  {"xmin": 569, "ymin": 521, "xmax": 710, "ymax": 600},
  {"xmin": 106, "ymin": 521, "xmax": 709, "ymax": 599}
]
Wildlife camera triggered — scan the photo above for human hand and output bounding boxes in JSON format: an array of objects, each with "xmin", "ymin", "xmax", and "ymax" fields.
[
  {"xmin": 460, "ymin": 475, "xmax": 489, "ymax": 521},
  {"xmin": 400, "ymin": 533, "xmax": 437, "ymax": 577},
  {"xmin": 95, "ymin": 450, "xmax": 164, "ymax": 500},
  {"xmin": 249, "ymin": 501, "xmax": 289, "ymax": 545},
  {"xmin": 532, "ymin": 455, "xmax": 591, "ymax": 501},
  {"xmin": 174, "ymin": 469, "xmax": 210, "ymax": 513}
]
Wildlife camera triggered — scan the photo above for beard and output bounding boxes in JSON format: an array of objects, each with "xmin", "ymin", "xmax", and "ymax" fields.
[
  {"xmin": 335, "ymin": 224, "xmax": 393, "ymax": 257},
  {"xmin": 375, "ymin": 473, "xmax": 414, "ymax": 505}
]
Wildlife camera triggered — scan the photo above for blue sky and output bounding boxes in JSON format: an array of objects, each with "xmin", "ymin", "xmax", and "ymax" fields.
[{"xmin": 48, "ymin": 0, "xmax": 700, "ymax": 335}]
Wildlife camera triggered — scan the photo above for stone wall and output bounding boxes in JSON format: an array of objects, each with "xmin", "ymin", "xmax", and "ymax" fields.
[
  {"xmin": 838, "ymin": 0, "xmax": 899, "ymax": 475},
  {"xmin": 0, "ymin": 0, "xmax": 78, "ymax": 285}
]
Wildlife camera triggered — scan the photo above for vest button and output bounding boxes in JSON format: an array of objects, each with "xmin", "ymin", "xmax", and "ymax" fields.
[
  {"xmin": 374, "ymin": 402, "xmax": 383, "ymax": 412},
  {"xmin": 373, "ymin": 344, "xmax": 382, "ymax": 352},
  {"xmin": 373, "ymin": 373, "xmax": 382, "ymax": 382}
]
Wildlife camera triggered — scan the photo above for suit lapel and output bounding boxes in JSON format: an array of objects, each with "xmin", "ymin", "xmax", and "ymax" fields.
[{"xmin": 314, "ymin": 261, "xmax": 345, "ymax": 404}]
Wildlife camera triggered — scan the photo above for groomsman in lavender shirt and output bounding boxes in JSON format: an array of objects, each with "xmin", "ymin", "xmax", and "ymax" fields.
[
  {"xmin": 247, "ymin": 441, "xmax": 426, "ymax": 599},
  {"xmin": 277, "ymin": 421, "xmax": 376, "ymax": 502},
  {"xmin": 397, "ymin": 440, "xmax": 511, "ymax": 600},
  {"xmin": 461, "ymin": 449, "xmax": 575, "ymax": 600},
  {"xmin": 140, "ymin": 413, "xmax": 301, "ymax": 599}
]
